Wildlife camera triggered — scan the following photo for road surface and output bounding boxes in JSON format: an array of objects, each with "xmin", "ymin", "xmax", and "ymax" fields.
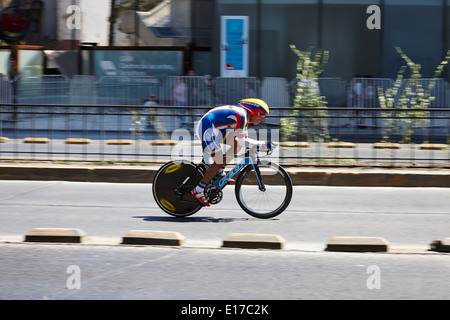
[{"xmin": 0, "ymin": 181, "xmax": 449, "ymax": 300}]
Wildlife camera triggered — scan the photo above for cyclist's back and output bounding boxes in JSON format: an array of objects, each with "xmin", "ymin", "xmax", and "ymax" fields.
[{"xmin": 196, "ymin": 105, "xmax": 248, "ymax": 143}]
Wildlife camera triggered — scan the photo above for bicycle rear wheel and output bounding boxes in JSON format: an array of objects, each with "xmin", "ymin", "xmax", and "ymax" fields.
[
  {"xmin": 152, "ymin": 160, "xmax": 205, "ymax": 217},
  {"xmin": 235, "ymin": 161, "xmax": 293, "ymax": 219}
]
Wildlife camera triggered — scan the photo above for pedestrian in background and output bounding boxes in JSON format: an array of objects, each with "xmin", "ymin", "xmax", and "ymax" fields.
[{"xmin": 173, "ymin": 77, "xmax": 188, "ymax": 128}]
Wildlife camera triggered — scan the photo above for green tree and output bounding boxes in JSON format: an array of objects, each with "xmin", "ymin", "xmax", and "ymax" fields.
[
  {"xmin": 281, "ymin": 45, "xmax": 330, "ymax": 143},
  {"xmin": 377, "ymin": 65, "xmax": 406, "ymax": 142},
  {"xmin": 378, "ymin": 47, "xmax": 450, "ymax": 143}
]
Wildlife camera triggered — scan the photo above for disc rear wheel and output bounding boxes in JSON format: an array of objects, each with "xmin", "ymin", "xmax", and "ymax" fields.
[{"xmin": 152, "ymin": 161, "xmax": 205, "ymax": 217}]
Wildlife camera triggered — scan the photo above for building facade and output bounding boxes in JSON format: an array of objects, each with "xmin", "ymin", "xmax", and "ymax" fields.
[
  {"xmin": 1, "ymin": 0, "xmax": 449, "ymax": 82},
  {"xmin": 208, "ymin": 0, "xmax": 450, "ymax": 81},
  {"xmin": 1, "ymin": 0, "xmax": 128, "ymax": 49}
]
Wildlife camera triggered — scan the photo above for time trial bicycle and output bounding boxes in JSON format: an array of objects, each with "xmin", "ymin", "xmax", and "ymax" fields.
[{"xmin": 152, "ymin": 145, "xmax": 293, "ymax": 219}]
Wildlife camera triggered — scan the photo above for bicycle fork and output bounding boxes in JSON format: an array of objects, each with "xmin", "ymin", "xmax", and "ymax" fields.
[
  {"xmin": 248, "ymin": 149, "xmax": 267, "ymax": 192},
  {"xmin": 250, "ymin": 161, "xmax": 266, "ymax": 192}
]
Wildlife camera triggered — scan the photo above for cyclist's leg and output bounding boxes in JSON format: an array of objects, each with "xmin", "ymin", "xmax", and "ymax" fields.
[
  {"xmin": 193, "ymin": 126, "xmax": 242, "ymax": 201},
  {"xmin": 192, "ymin": 153, "xmax": 224, "ymax": 205},
  {"xmin": 217, "ymin": 134, "xmax": 242, "ymax": 182},
  {"xmin": 202, "ymin": 131, "xmax": 241, "ymax": 184},
  {"xmin": 191, "ymin": 125, "xmax": 224, "ymax": 205}
]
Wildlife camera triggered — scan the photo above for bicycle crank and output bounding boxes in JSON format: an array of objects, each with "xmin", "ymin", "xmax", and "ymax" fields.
[{"xmin": 204, "ymin": 185, "xmax": 223, "ymax": 205}]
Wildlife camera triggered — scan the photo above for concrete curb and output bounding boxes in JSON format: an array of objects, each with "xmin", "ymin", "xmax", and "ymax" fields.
[
  {"xmin": 325, "ymin": 236, "xmax": 390, "ymax": 252},
  {"xmin": 0, "ymin": 165, "xmax": 155, "ymax": 183},
  {"xmin": 23, "ymin": 137, "xmax": 50, "ymax": 144},
  {"xmin": 14, "ymin": 230, "xmax": 450, "ymax": 253},
  {"xmin": 290, "ymin": 170, "xmax": 450, "ymax": 187},
  {"xmin": 122, "ymin": 230, "xmax": 185, "ymax": 246},
  {"xmin": 373, "ymin": 143, "xmax": 400, "ymax": 149},
  {"xmin": 420, "ymin": 144, "xmax": 447, "ymax": 150},
  {"xmin": 0, "ymin": 164, "xmax": 449, "ymax": 187},
  {"xmin": 327, "ymin": 142, "xmax": 355, "ymax": 148},
  {"xmin": 65, "ymin": 138, "xmax": 92, "ymax": 145},
  {"xmin": 24, "ymin": 228, "xmax": 88, "ymax": 243},
  {"xmin": 150, "ymin": 140, "xmax": 177, "ymax": 146},
  {"xmin": 107, "ymin": 139, "xmax": 134, "ymax": 145},
  {"xmin": 222, "ymin": 233, "xmax": 285, "ymax": 250},
  {"xmin": 430, "ymin": 238, "xmax": 450, "ymax": 253}
]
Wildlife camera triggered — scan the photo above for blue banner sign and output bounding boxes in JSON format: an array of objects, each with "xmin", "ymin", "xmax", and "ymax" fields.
[{"xmin": 221, "ymin": 16, "xmax": 249, "ymax": 77}]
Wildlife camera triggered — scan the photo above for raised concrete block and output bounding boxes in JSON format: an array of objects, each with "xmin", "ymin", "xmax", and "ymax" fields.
[
  {"xmin": 280, "ymin": 141, "xmax": 310, "ymax": 148},
  {"xmin": 23, "ymin": 137, "xmax": 50, "ymax": 144},
  {"xmin": 65, "ymin": 138, "xmax": 92, "ymax": 144},
  {"xmin": 150, "ymin": 140, "xmax": 177, "ymax": 146},
  {"xmin": 107, "ymin": 139, "xmax": 134, "ymax": 145},
  {"xmin": 25, "ymin": 228, "xmax": 88, "ymax": 243},
  {"xmin": 326, "ymin": 236, "xmax": 389, "ymax": 252},
  {"xmin": 430, "ymin": 238, "xmax": 450, "ymax": 252},
  {"xmin": 373, "ymin": 142, "xmax": 400, "ymax": 149},
  {"xmin": 122, "ymin": 230, "xmax": 185, "ymax": 246},
  {"xmin": 419, "ymin": 144, "xmax": 447, "ymax": 150},
  {"xmin": 222, "ymin": 233, "xmax": 285, "ymax": 250},
  {"xmin": 327, "ymin": 142, "xmax": 355, "ymax": 148}
]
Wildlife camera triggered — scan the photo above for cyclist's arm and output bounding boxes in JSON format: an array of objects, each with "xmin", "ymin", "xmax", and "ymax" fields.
[
  {"xmin": 236, "ymin": 136, "xmax": 265, "ymax": 148},
  {"xmin": 234, "ymin": 108, "xmax": 273, "ymax": 149},
  {"xmin": 237, "ymin": 135, "xmax": 277, "ymax": 151}
]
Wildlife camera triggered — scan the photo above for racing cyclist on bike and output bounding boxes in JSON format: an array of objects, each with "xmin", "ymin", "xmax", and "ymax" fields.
[{"xmin": 191, "ymin": 98, "xmax": 276, "ymax": 207}]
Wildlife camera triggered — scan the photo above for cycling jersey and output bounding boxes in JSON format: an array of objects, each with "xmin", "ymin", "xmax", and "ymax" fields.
[{"xmin": 196, "ymin": 105, "xmax": 264, "ymax": 159}]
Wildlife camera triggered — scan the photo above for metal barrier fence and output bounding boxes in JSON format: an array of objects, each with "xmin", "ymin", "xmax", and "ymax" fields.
[
  {"xmin": 1, "ymin": 75, "xmax": 448, "ymax": 109},
  {"xmin": 0, "ymin": 103, "xmax": 449, "ymax": 165}
]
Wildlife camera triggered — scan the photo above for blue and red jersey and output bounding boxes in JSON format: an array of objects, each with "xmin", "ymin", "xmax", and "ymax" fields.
[{"xmin": 196, "ymin": 105, "xmax": 249, "ymax": 158}]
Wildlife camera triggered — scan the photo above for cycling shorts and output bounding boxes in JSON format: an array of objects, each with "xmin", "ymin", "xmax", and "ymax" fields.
[
  {"xmin": 195, "ymin": 106, "xmax": 248, "ymax": 162},
  {"xmin": 196, "ymin": 118, "xmax": 237, "ymax": 161}
]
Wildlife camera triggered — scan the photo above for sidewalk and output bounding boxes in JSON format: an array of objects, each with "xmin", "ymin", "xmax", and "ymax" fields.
[{"xmin": 0, "ymin": 162, "xmax": 449, "ymax": 187}]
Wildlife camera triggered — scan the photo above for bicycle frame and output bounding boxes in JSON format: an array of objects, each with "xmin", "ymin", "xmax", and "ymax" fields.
[{"xmin": 210, "ymin": 148, "xmax": 266, "ymax": 192}]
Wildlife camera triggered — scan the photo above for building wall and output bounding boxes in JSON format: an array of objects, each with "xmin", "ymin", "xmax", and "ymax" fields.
[
  {"xmin": 8, "ymin": 0, "xmax": 127, "ymax": 48},
  {"xmin": 382, "ymin": 1, "xmax": 445, "ymax": 79},
  {"xmin": 42, "ymin": 0, "xmax": 57, "ymax": 41},
  {"xmin": 212, "ymin": 0, "xmax": 450, "ymax": 81},
  {"xmin": 57, "ymin": 0, "xmax": 111, "ymax": 46}
]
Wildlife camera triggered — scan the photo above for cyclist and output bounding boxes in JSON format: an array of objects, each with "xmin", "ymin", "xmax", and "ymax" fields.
[{"xmin": 191, "ymin": 98, "xmax": 276, "ymax": 207}]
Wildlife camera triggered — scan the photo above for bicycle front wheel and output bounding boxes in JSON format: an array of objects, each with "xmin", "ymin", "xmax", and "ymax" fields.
[{"xmin": 235, "ymin": 162, "xmax": 293, "ymax": 219}]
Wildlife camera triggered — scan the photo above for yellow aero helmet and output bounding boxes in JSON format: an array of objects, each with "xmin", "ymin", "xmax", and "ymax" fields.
[{"xmin": 238, "ymin": 98, "xmax": 269, "ymax": 117}]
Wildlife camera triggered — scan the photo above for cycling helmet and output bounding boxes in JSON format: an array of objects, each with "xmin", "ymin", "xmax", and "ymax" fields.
[{"xmin": 238, "ymin": 98, "xmax": 269, "ymax": 117}]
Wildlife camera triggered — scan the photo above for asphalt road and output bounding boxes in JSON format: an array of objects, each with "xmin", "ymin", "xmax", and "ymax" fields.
[
  {"xmin": 0, "ymin": 181, "xmax": 449, "ymax": 300},
  {"xmin": 1, "ymin": 243, "xmax": 450, "ymax": 301},
  {"xmin": 0, "ymin": 181, "xmax": 449, "ymax": 249}
]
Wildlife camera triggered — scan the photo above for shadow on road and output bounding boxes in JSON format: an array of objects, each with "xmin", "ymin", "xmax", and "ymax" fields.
[{"xmin": 133, "ymin": 216, "xmax": 258, "ymax": 223}]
